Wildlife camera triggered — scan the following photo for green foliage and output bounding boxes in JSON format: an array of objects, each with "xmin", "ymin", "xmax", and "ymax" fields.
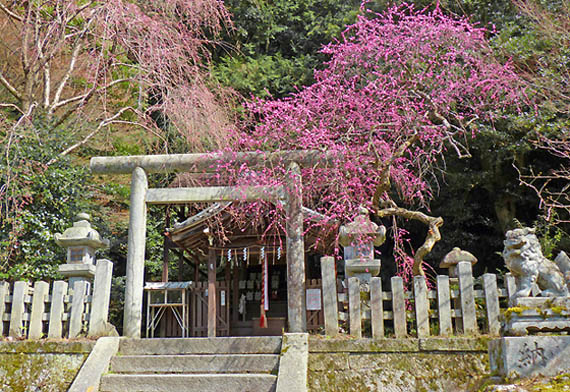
[
  {"xmin": 109, "ymin": 276, "xmax": 125, "ymax": 333},
  {"xmin": 532, "ymin": 216, "xmax": 565, "ymax": 259},
  {"xmin": 112, "ymin": 137, "xmax": 144, "ymax": 156},
  {"xmin": 0, "ymin": 122, "xmax": 96, "ymax": 280},
  {"xmin": 213, "ymin": 0, "xmax": 360, "ymax": 97},
  {"xmin": 144, "ymin": 206, "xmax": 168, "ymax": 280}
]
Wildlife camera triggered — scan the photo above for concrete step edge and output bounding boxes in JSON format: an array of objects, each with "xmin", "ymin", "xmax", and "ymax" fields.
[
  {"xmin": 119, "ymin": 337, "xmax": 283, "ymax": 355},
  {"xmin": 99, "ymin": 373, "xmax": 277, "ymax": 392},
  {"xmin": 110, "ymin": 353, "xmax": 280, "ymax": 374}
]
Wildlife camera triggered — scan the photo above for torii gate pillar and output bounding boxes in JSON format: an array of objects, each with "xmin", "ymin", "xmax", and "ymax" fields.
[
  {"xmin": 285, "ymin": 162, "xmax": 307, "ymax": 332},
  {"xmin": 124, "ymin": 167, "xmax": 148, "ymax": 338}
]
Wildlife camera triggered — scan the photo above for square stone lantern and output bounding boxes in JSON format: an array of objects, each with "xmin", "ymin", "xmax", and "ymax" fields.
[
  {"xmin": 339, "ymin": 206, "xmax": 386, "ymax": 285},
  {"xmin": 55, "ymin": 213, "xmax": 109, "ymax": 286}
]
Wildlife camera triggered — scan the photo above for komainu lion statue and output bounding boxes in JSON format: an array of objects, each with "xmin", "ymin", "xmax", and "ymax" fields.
[{"xmin": 503, "ymin": 227, "xmax": 569, "ymax": 298}]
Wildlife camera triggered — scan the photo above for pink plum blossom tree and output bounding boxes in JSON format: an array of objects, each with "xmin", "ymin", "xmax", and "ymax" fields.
[{"xmin": 224, "ymin": 3, "xmax": 524, "ymax": 277}]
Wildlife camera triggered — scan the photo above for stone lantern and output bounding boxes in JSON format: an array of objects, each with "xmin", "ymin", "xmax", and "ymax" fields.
[
  {"xmin": 55, "ymin": 213, "xmax": 109, "ymax": 286},
  {"xmin": 439, "ymin": 247, "xmax": 477, "ymax": 278},
  {"xmin": 339, "ymin": 206, "xmax": 386, "ymax": 284}
]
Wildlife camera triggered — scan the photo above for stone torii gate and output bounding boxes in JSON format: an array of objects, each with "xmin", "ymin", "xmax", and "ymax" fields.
[{"xmin": 90, "ymin": 151, "xmax": 333, "ymax": 338}]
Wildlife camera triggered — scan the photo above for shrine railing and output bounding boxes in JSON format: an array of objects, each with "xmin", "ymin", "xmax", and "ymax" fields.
[
  {"xmin": 320, "ymin": 256, "xmax": 517, "ymax": 338},
  {"xmin": 0, "ymin": 259, "xmax": 114, "ymax": 339}
]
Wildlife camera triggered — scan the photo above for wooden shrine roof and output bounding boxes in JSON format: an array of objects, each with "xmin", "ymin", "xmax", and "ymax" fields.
[{"xmin": 167, "ymin": 202, "xmax": 336, "ymax": 257}]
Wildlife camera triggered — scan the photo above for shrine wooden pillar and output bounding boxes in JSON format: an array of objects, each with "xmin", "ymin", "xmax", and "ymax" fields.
[{"xmin": 207, "ymin": 248, "xmax": 217, "ymax": 337}]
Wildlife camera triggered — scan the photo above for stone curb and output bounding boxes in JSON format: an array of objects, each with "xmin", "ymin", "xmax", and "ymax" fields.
[
  {"xmin": 309, "ymin": 337, "xmax": 419, "ymax": 352},
  {"xmin": 276, "ymin": 333, "xmax": 308, "ymax": 392},
  {"xmin": 0, "ymin": 340, "xmax": 95, "ymax": 354},
  {"xmin": 68, "ymin": 336, "xmax": 119, "ymax": 392},
  {"xmin": 308, "ymin": 337, "xmax": 490, "ymax": 353}
]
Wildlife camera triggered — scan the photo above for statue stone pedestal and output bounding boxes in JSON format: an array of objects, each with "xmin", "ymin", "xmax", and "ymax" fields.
[
  {"xmin": 505, "ymin": 297, "xmax": 570, "ymax": 336},
  {"xmin": 489, "ymin": 336, "xmax": 570, "ymax": 378},
  {"xmin": 344, "ymin": 259, "xmax": 381, "ymax": 286}
]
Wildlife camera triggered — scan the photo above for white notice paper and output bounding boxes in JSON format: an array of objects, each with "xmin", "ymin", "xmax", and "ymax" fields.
[{"xmin": 306, "ymin": 288, "xmax": 322, "ymax": 310}]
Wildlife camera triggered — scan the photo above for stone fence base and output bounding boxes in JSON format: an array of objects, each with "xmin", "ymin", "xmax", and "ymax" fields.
[{"xmin": 308, "ymin": 337, "xmax": 490, "ymax": 392}]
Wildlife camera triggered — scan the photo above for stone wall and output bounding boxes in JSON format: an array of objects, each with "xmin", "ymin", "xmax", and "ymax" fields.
[
  {"xmin": 308, "ymin": 337, "xmax": 490, "ymax": 392},
  {"xmin": 0, "ymin": 340, "xmax": 95, "ymax": 391}
]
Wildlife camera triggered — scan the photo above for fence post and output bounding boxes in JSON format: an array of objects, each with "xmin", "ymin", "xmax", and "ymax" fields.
[
  {"xmin": 69, "ymin": 281, "xmax": 89, "ymax": 338},
  {"xmin": 370, "ymin": 277, "xmax": 384, "ymax": 339},
  {"xmin": 88, "ymin": 260, "xmax": 114, "ymax": 337},
  {"xmin": 0, "ymin": 281, "xmax": 8, "ymax": 336},
  {"xmin": 391, "ymin": 276, "xmax": 406, "ymax": 338},
  {"xmin": 457, "ymin": 261, "xmax": 477, "ymax": 334},
  {"xmin": 436, "ymin": 275, "xmax": 452, "ymax": 336},
  {"xmin": 29, "ymin": 281, "xmax": 49, "ymax": 339},
  {"xmin": 320, "ymin": 257, "xmax": 339, "ymax": 336},
  {"xmin": 9, "ymin": 281, "xmax": 29, "ymax": 338},
  {"xmin": 414, "ymin": 275, "xmax": 430, "ymax": 338},
  {"xmin": 505, "ymin": 273, "xmax": 516, "ymax": 306},
  {"xmin": 483, "ymin": 273, "xmax": 501, "ymax": 335},
  {"xmin": 48, "ymin": 281, "xmax": 68, "ymax": 338},
  {"xmin": 348, "ymin": 277, "xmax": 361, "ymax": 338}
]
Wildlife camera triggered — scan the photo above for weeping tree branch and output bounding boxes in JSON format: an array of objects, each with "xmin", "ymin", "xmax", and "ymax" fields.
[
  {"xmin": 376, "ymin": 206, "xmax": 443, "ymax": 276},
  {"xmin": 372, "ymin": 133, "xmax": 420, "ymax": 207}
]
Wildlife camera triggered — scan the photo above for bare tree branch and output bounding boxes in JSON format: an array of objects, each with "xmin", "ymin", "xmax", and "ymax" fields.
[
  {"xmin": 0, "ymin": 71, "xmax": 22, "ymax": 102},
  {"xmin": 377, "ymin": 206, "xmax": 444, "ymax": 276},
  {"xmin": 49, "ymin": 40, "xmax": 84, "ymax": 111},
  {"xmin": 0, "ymin": 3, "xmax": 23, "ymax": 22},
  {"xmin": 0, "ymin": 103, "xmax": 24, "ymax": 113},
  {"xmin": 51, "ymin": 78, "xmax": 131, "ymax": 112},
  {"xmin": 47, "ymin": 107, "xmax": 137, "ymax": 165}
]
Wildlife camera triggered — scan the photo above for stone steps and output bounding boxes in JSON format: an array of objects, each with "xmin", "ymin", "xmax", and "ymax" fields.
[
  {"xmin": 100, "ymin": 374, "xmax": 277, "ymax": 392},
  {"xmin": 119, "ymin": 336, "xmax": 282, "ymax": 355},
  {"xmin": 110, "ymin": 353, "xmax": 280, "ymax": 374},
  {"xmin": 99, "ymin": 337, "xmax": 282, "ymax": 392}
]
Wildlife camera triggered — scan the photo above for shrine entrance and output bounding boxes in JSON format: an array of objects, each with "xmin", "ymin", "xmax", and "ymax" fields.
[
  {"xmin": 143, "ymin": 198, "xmax": 330, "ymax": 338},
  {"xmin": 90, "ymin": 151, "xmax": 334, "ymax": 338}
]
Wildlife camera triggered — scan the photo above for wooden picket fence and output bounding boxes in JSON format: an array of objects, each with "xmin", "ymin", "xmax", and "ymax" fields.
[
  {"xmin": 320, "ymin": 256, "xmax": 517, "ymax": 338},
  {"xmin": 0, "ymin": 259, "xmax": 113, "ymax": 339}
]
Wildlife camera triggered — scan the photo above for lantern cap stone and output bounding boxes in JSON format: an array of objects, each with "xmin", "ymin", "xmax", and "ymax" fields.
[
  {"xmin": 439, "ymin": 247, "xmax": 477, "ymax": 268},
  {"xmin": 54, "ymin": 213, "xmax": 109, "ymax": 249},
  {"xmin": 339, "ymin": 206, "xmax": 386, "ymax": 247}
]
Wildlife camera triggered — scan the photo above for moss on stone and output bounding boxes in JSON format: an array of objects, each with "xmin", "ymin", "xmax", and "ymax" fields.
[
  {"xmin": 0, "ymin": 341, "xmax": 92, "ymax": 391},
  {"xmin": 0, "ymin": 340, "xmax": 95, "ymax": 354},
  {"xmin": 0, "ymin": 352, "xmax": 87, "ymax": 391},
  {"xmin": 309, "ymin": 336, "xmax": 420, "ymax": 353},
  {"xmin": 530, "ymin": 374, "xmax": 570, "ymax": 392},
  {"xmin": 308, "ymin": 339, "xmax": 490, "ymax": 391},
  {"xmin": 504, "ymin": 306, "xmax": 534, "ymax": 322},
  {"xmin": 419, "ymin": 337, "xmax": 490, "ymax": 352}
]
